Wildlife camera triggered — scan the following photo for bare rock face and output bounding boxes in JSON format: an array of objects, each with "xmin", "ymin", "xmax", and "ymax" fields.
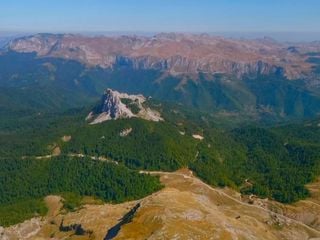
[
  {"xmin": 86, "ymin": 89, "xmax": 163, "ymax": 124},
  {"xmin": 0, "ymin": 218, "xmax": 44, "ymax": 240},
  {"xmin": 8, "ymin": 33, "xmax": 320, "ymax": 79}
]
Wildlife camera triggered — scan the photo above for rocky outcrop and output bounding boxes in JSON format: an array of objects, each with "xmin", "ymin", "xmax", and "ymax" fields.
[
  {"xmin": 8, "ymin": 33, "xmax": 319, "ymax": 79},
  {"xmin": 0, "ymin": 218, "xmax": 44, "ymax": 240},
  {"xmin": 86, "ymin": 89, "xmax": 163, "ymax": 124}
]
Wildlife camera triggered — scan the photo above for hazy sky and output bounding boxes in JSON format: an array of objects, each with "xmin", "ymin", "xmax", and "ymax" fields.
[{"xmin": 0, "ymin": 0, "xmax": 319, "ymax": 33}]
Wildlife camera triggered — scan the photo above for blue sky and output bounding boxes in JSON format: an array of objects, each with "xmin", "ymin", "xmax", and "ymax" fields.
[{"xmin": 0, "ymin": 0, "xmax": 319, "ymax": 33}]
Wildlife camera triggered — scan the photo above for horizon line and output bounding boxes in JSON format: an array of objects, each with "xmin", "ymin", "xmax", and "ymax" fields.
[{"xmin": 2, "ymin": 30, "xmax": 320, "ymax": 43}]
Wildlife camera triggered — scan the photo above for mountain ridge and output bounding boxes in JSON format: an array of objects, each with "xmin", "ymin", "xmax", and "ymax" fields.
[
  {"xmin": 7, "ymin": 33, "xmax": 320, "ymax": 80},
  {"xmin": 2, "ymin": 33, "xmax": 320, "ymax": 121}
]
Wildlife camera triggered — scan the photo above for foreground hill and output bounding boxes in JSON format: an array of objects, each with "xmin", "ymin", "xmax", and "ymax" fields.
[{"xmin": 3, "ymin": 170, "xmax": 320, "ymax": 240}]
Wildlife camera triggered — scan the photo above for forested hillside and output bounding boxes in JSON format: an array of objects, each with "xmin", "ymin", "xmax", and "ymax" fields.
[
  {"xmin": 190, "ymin": 123, "xmax": 320, "ymax": 203},
  {"xmin": 1, "ymin": 93, "xmax": 320, "ymax": 209},
  {"xmin": 0, "ymin": 157, "xmax": 162, "ymax": 226},
  {"xmin": 63, "ymin": 119, "xmax": 198, "ymax": 170}
]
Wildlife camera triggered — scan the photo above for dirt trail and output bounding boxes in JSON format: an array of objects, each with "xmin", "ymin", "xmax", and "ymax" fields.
[
  {"xmin": 10, "ymin": 151, "xmax": 320, "ymax": 240},
  {"xmin": 3, "ymin": 169, "xmax": 320, "ymax": 240},
  {"xmin": 32, "ymin": 153, "xmax": 119, "ymax": 165},
  {"xmin": 140, "ymin": 170, "xmax": 320, "ymax": 236}
]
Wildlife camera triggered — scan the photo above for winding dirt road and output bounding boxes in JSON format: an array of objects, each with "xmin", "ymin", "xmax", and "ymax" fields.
[{"xmin": 140, "ymin": 170, "xmax": 320, "ymax": 236}]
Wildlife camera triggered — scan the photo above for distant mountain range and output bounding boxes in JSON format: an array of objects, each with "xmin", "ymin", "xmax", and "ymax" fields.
[
  {"xmin": 2, "ymin": 33, "xmax": 320, "ymax": 121},
  {"xmin": 7, "ymin": 33, "xmax": 320, "ymax": 79}
]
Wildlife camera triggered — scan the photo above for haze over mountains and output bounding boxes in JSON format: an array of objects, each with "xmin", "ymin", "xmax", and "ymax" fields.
[{"xmin": 7, "ymin": 33, "xmax": 320, "ymax": 79}]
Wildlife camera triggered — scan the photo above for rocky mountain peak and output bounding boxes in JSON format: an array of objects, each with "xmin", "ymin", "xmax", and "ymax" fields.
[{"xmin": 86, "ymin": 89, "xmax": 163, "ymax": 124}]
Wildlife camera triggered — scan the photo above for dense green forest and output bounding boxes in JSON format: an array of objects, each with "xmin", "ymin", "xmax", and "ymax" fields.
[
  {"xmin": 1, "ymin": 96, "xmax": 320, "ymax": 208},
  {"xmin": 0, "ymin": 157, "xmax": 162, "ymax": 226},
  {"xmin": 0, "ymin": 199, "xmax": 48, "ymax": 228},
  {"xmin": 56, "ymin": 110, "xmax": 320, "ymax": 203},
  {"xmin": 0, "ymin": 108, "xmax": 88, "ymax": 157},
  {"xmin": 189, "ymin": 121, "xmax": 320, "ymax": 203},
  {"xmin": 63, "ymin": 118, "xmax": 198, "ymax": 170}
]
